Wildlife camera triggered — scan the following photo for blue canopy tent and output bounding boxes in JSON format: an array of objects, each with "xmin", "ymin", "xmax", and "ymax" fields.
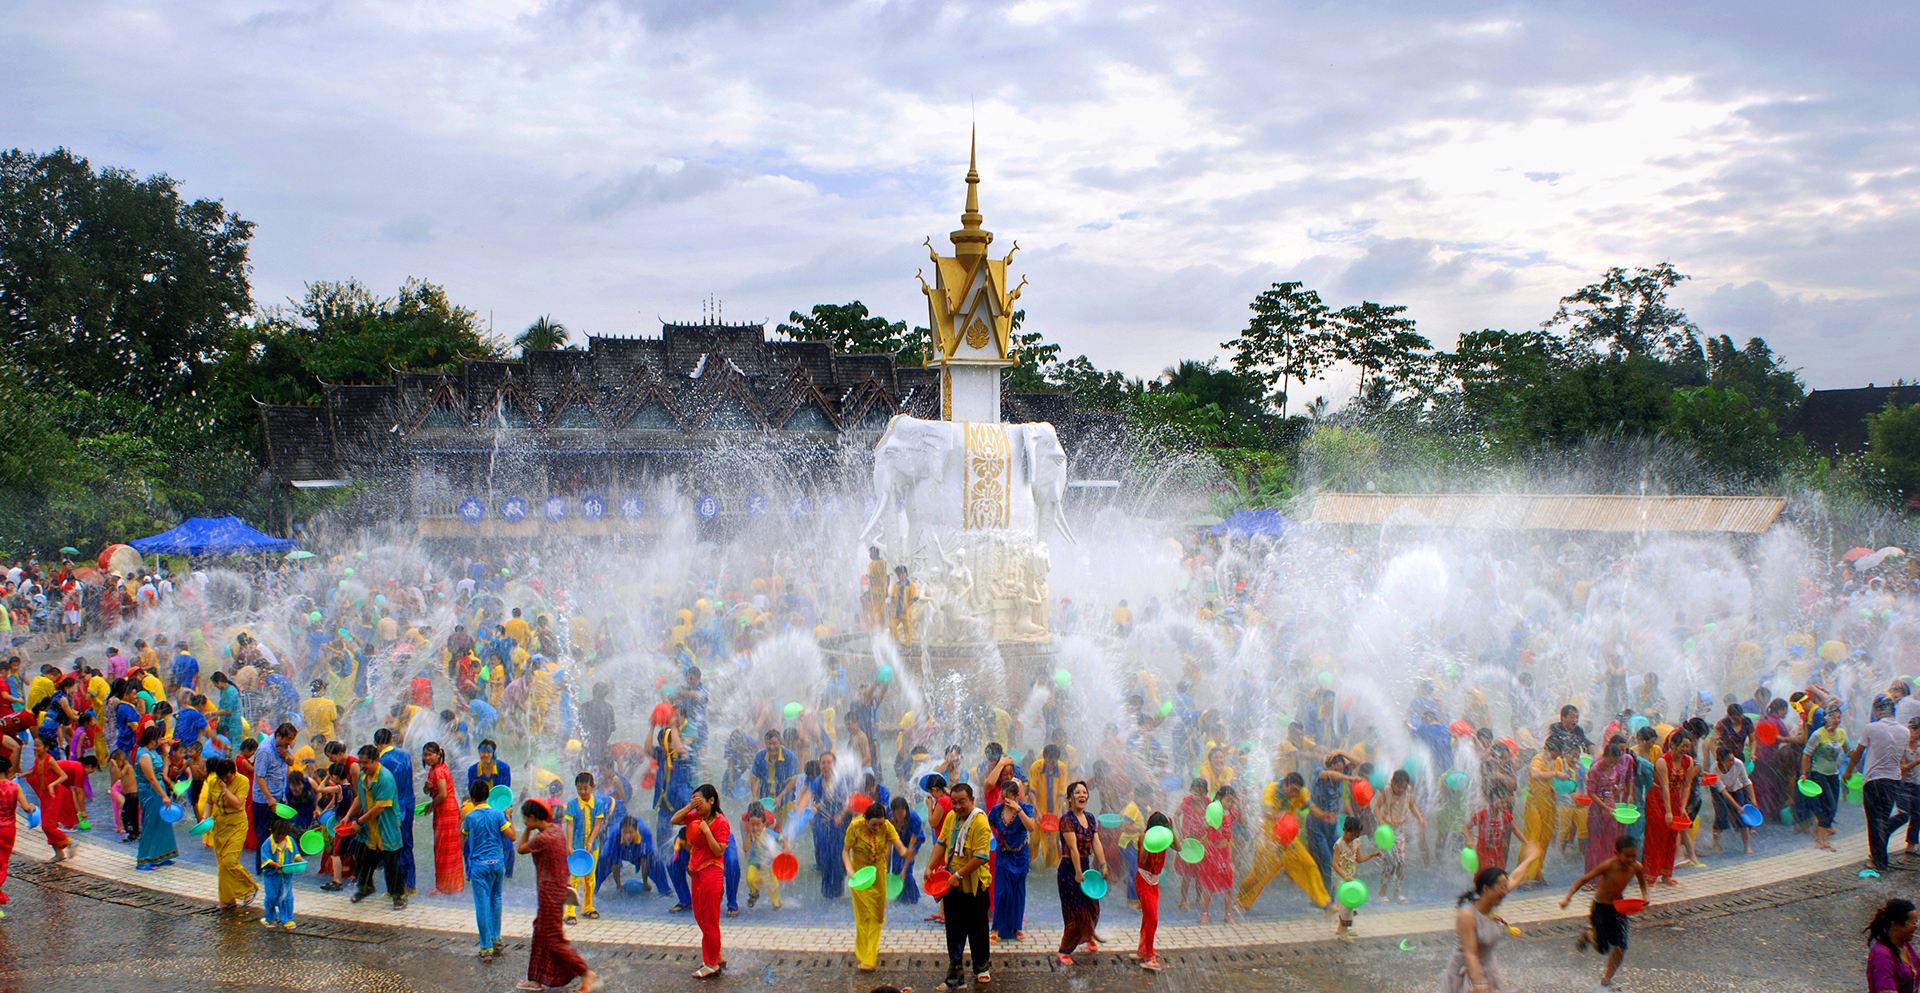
[
  {"xmin": 1210, "ymin": 508, "xmax": 1290, "ymax": 538},
  {"xmin": 128, "ymin": 516, "xmax": 299, "ymax": 555}
]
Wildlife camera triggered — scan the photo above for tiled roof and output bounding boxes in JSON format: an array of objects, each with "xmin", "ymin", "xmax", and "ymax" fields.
[
  {"xmin": 256, "ymin": 321, "xmax": 1100, "ymax": 481},
  {"xmin": 1788, "ymin": 386, "xmax": 1920, "ymax": 455}
]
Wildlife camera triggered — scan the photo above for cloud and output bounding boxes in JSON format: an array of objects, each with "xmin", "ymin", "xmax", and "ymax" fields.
[
  {"xmin": 2, "ymin": 0, "xmax": 1914, "ymax": 392},
  {"xmin": 569, "ymin": 162, "xmax": 743, "ymax": 222}
]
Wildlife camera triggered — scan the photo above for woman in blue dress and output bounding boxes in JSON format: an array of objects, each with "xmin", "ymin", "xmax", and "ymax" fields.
[
  {"xmin": 133, "ymin": 724, "xmax": 177, "ymax": 869},
  {"xmin": 804, "ymin": 753, "xmax": 847, "ymax": 899},
  {"xmin": 991, "ymin": 778, "xmax": 1036, "ymax": 940}
]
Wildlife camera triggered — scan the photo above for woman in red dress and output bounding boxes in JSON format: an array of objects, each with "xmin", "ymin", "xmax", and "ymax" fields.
[
  {"xmin": 673, "ymin": 783, "xmax": 731, "ymax": 979},
  {"xmin": 1056, "ymin": 781, "xmax": 1108, "ymax": 965},
  {"xmin": 1198, "ymin": 786, "xmax": 1239, "ymax": 924},
  {"xmin": 24, "ymin": 733, "xmax": 74, "ymax": 861},
  {"xmin": 516, "ymin": 799, "xmax": 598, "ymax": 993},
  {"xmin": 1642, "ymin": 729, "xmax": 1695, "ymax": 885},
  {"xmin": 422, "ymin": 742, "xmax": 463, "ymax": 894}
]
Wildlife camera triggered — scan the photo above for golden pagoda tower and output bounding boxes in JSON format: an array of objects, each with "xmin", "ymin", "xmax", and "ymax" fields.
[{"xmin": 918, "ymin": 128, "xmax": 1025, "ymax": 423}]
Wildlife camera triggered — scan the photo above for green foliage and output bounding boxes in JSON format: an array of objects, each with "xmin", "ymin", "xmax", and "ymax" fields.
[
  {"xmin": 516, "ymin": 315, "xmax": 572, "ymax": 354},
  {"xmin": 1542, "ymin": 262, "xmax": 1701, "ymax": 363},
  {"xmin": 294, "ymin": 278, "xmax": 499, "ymax": 382},
  {"xmin": 1227, "ymin": 281, "xmax": 1333, "ymax": 417},
  {"xmin": 778, "ymin": 300, "xmax": 923, "ymax": 366},
  {"xmin": 1662, "ymin": 386, "xmax": 1800, "ymax": 481},
  {"xmin": 1865, "ymin": 401, "xmax": 1920, "ymax": 497},
  {"xmin": 1704, "ymin": 334, "xmax": 1804, "ymax": 422},
  {"xmin": 1298, "ymin": 426, "xmax": 1382, "ymax": 490},
  {"xmin": 0, "ymin": 147, "xmax": 253, "ymax": 401},
  {"xmin": 1326, "ymin": 301, "xmax": 1435, "ymax": 397}
]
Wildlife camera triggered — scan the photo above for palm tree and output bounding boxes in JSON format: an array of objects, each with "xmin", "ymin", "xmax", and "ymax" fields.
[{"xmin": 515, "ymin": 315, "xmax": 571, "ymax": 355}]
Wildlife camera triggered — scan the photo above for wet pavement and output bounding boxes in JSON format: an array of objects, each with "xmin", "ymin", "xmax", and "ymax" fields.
[{"xmin": 0, "ymin": 855, "xmax": 1891, "ymax": 993}]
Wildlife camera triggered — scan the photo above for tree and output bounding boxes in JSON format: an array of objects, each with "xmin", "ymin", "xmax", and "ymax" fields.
[
  {"xmin": 1226, "ymin": 281, "xmax": 1333, "ymax": 417},
  {"xmin": 1155, "ymin": 359, "xmax": 1266, "ymax": 422},
  {"xmin": 1543, "ymin": 262, "xmax": 1701, "ymax": 363},
  {"xmin": 1865, "ymin": 401, "xmax": 1920, "ymax": 499},
  {"xmin": 777, "ymin": 300, "xmax": 923, "ymax": 365},
  {"xmin": 1001, "ymin": 310, "xmax": 1061, "ymax": 392},
  {"xmin": 0, "ymin": 147, "xmax": 253, "ymax": 401},
  {"xmin": 1663, "ymin": 385, "xmax": 1797, "ymax": 480},
  {"xmin": 290, "ymin": 277, "xmax": 499, "ymax": 383},
  {"xmin": 1326, "ymin": 301, "xmax": 1434, "ymax": 397},
  {"xmin": 1439, "ymin": 328, "xmax": 1567, "ymax": 430},
  {"xmin": 1704, "ymin": 334, "xmax": 1804, "ymax": 422},
  {"xmin": 516, "ymin": 315, "xmax": 571, "ymax": 354}
]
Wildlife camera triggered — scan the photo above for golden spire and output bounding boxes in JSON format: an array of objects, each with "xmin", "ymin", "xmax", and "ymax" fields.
[{"xmin": 949, "ymin": 125, "xmax": 993, "ymax": 259}]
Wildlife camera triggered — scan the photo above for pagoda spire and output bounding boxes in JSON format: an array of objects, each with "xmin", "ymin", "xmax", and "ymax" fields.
[{"xmin": 949, "ymin": 125, "xmax": 993, "ymax": 259}]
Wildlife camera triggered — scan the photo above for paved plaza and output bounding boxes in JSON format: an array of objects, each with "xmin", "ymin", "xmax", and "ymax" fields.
[{"xmin": 1, "ymin": 827, "xmax": 1889, "ymax": 992}]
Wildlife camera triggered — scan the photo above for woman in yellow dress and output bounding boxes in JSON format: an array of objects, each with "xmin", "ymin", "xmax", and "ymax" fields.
[
  {"xmin": 842, "ymin": 802, "xmax": 909, "ymax": 972},
  {"xmin": 1236, "ymin": 775, "xmax": 1331, "ymax": 911},
  {"xmin": 207, "ymin": 756, "xmax": 258, "ymax": 908},
  {"xmin": 1513, "ymin": 740, "xmax": 1571, "ymax": 885}
]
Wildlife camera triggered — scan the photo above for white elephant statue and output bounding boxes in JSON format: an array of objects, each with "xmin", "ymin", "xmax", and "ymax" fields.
[{"xmin": 859, "ymin": 415, "xmax": 1076, "ymax": 559}]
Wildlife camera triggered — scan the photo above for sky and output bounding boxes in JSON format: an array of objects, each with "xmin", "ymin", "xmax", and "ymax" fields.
[{"xmin": 5, "ymin": 0, "xmax": 1917, "ymax": 397}]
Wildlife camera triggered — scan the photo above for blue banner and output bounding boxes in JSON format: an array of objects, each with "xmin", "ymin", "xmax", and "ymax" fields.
[
  {"xmin": 620, "ymin": 495, "xmax": 647, "ymax": 520},
  {"xmin": 457, "ymin": 496, "xmax": 485, "ymax": 523},
  {"xmin": 695, "ymin": 493, "xmax": 721, "ymax": 522},
  {"xmin": 745, "ymin": 493, "xmax": 768, "ymax": 518},
  {"xmin": 499, "ymin": 496, "xmax": 528, "ymax": 523},
  {"xmin": 787, "ymin": 494, "xmax": 811, "ymax": 519},
  {"xmin": 544, "ymin": 496, "xmax": 568, "ymax": 522},
  {"xmin": 581, "ymin": 494, "xmax": 606, "ymax": 520}
]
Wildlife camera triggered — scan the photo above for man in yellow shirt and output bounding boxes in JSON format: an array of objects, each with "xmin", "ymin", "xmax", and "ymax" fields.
[
  {"xmin": 503, "ymin": 609, "xmax": 531, "ymax": 650},
  {"xmin": 301, "ymin": 680, "xmax": 339, "ymax": 741},
  {"xmin": 928, "ymin": 782, "xmax": 992, "ymax": 988}
]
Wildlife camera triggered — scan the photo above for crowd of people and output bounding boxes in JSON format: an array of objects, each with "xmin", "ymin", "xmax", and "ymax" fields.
[{"xmin": 0, "ymin": 529, "xmax": 1913, "ymax": 992}]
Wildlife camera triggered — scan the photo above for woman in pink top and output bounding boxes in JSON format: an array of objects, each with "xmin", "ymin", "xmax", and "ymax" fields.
[{"xmin": 1868, "ymin": 898, "xmax": 1919, "ymax": 993}]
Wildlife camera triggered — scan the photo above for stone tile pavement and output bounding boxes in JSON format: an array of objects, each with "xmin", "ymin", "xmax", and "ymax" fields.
[{"xmin": 13, "ymin": 830, "xmax": 1858, "ymax": 954}]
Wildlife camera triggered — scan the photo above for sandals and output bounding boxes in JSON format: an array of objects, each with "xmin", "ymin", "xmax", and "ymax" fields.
[{"xmin": 585, "ymin": 910, "xmax": 601, "ymax": 920}]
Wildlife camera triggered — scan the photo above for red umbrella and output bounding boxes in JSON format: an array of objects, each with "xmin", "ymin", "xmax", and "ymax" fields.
[{"xmin": 1843, "ymin": 547, "xmax": 1874, "ymax": 562}]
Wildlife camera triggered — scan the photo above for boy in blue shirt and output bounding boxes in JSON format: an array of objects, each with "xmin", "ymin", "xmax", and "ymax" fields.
[{"xmin": 462, "ymin": 779, "xmax": 514, "ymax": 959}]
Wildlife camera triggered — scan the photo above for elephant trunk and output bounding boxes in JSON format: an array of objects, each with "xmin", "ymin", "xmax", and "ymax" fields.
[{"xmin": 1050, "ymin": 500, "xmax": 1077, "ymax": 544}]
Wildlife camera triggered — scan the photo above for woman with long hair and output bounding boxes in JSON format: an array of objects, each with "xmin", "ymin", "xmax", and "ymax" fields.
[
  {"xmin": 1055, "ymin": 781, "xmax": 1108, "ymax": 966},
  {"xmin": 207, "ymin": 756, "xmax": 258, "ymax": 909},
  {"xmin": 133, "ymin": 723, "xmax": 179, "ymax": 870},
  {"xmin": 1440, "ymin": 866, "xmax": 1512, "ymax": 993},
  {"xmin": 674, "ymin": 783, "xmax": 731, "ymax": 979},
  {"xmin": 422, "ymin": 742, "xmax": 463, "ymax": 894},
  {"xmin": 1584, "ymin": 735, "xmax": 1636, "ymax": 871},
  {"xmin": 1866, "ymin": 898, "xmax": 1918, "ymax": 993},
  {"xmin": 1643, "ymin": 730, "xmax": 1695, "ymax": 885}
]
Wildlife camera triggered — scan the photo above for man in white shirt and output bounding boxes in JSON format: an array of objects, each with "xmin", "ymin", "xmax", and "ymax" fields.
[
  {"xmin": 1845, "ymin": 696, "xmax": 1914, "ymax": 872},
  {"xmin": 1891, "ymin": 679, "xmax": 1920, "ymax": 730}
]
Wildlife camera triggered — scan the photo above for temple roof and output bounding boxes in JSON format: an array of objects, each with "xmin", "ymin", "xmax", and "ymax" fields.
[{"xmin": 256, "ymin": 320, "xmax": 1092, "ymax": 482}]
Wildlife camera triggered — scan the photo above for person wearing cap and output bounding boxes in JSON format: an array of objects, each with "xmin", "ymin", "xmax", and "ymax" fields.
[{"xmin": 1845, "ymin": 695, "xmax": 1912, "ymax": 873}]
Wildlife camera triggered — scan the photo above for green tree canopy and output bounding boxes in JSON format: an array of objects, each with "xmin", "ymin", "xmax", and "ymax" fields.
[
  {"xmin": 1866, "ymin": 401, "xmax": 1920, "ymax": 498},
  {"xmin": 777, "ymin": 300, "xmax": 923, "ymax": 366},
  {"xmin": 0, "ymin": 147, "xmax": 254, "ymax": 401},
  {"xmin": 1227, "ymin": 281, "xmax": 1333, "ymax": 417},
  {"xmin": 516, "ymin": 314, "xmax": 572, "ymax": 354}
]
